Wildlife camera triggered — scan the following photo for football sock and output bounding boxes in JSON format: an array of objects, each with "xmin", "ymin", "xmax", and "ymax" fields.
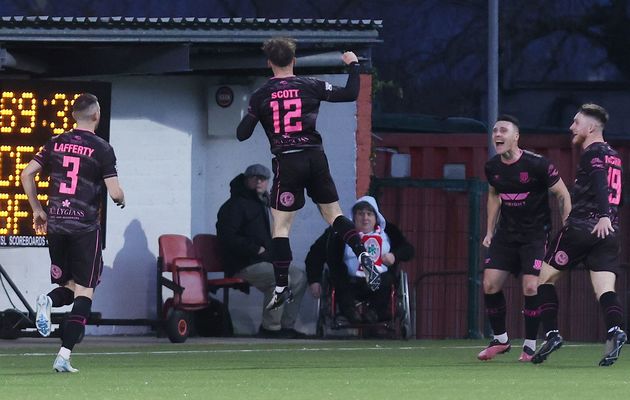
[
  {"xmin": 58, "ymin": 346, "xmax": 71, "ymax": 359},
  {"xmin": 332, "ymin": 215, "xmax": 365, "ymax": 257},
  {"xmin": 523, "ymin": 294, "xmax": 540, "ymax": 340},
  {"xmin": 494, "ymin": 332, "xmax": 508, "ymax": 344},
  {"xmin": 599, "ymin": 291, "xmax": 624, "ymax": 332},
  {"xmin": 523, "ymin": 339, "xmax": 536, "ymax": 351},
  {"xmin": 61, "ymin": 296, "xmax": 91, "ymax": 351},
  {"xmin": 537, "ymin": 284, "xmax": 559, "ymax": 334},
  {"xmin": 47, "ymin": 287, "xmax": 74, "ymax": 307},
  {"xmin": 484, "ymin": 291, "xmax": 507, "ymax": 339},
  {"xmin": 271, "ymin": 237, "xmax": 292, "ymax": 288}
]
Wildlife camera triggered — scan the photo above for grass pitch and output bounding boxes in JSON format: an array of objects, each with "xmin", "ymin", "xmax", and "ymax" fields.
[{"xmin": 0, "ymin": 337, "xmax": 628, "ymax": 400}]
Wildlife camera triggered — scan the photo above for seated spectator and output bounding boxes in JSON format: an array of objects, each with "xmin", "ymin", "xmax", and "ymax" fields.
[
  {"xmin": 305, "ymin": 196, "xmax": 414, "ymax": 323},
  {"xmin": 216, "ymin": 164, "xmax": 307, "ymax": 338}
]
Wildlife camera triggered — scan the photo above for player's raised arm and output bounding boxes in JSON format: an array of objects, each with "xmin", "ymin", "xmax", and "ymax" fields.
[{"xmin": 325, "ymin": 51, "xmax": 360, "ymax": 102}]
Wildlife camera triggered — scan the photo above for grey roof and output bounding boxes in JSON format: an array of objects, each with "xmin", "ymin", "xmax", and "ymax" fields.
[
  {"xmin": 0, "ymin": 16, "xmax": 382, "ymax": 44},
  {"xmin": 0, "ymin": 16, "xmax": 381, "ymax": 77}
]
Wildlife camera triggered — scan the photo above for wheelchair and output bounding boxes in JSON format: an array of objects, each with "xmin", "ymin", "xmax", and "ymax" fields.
[{"xmin": 316, "ymin": 266, "xmax": 411, "ymax": 339}]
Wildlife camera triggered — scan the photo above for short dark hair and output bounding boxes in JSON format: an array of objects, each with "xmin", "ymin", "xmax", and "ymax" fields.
[
  {"xmin": 352, "ymin": 201, "xmax": 376, "ymax": 216},
  {"xmin": 579, "ymin": 103, "xmax": 609, "ymax": 126},
  {"xmin": 72, "ymin": 93, "xmax": 99, "ymax": 121},
  {"xmin": 73, "ymin": 93, "xmax": 98, "ymax": 114},
  {"xmin": 496, "ymin": 114, "xmax": 520, "ymax": 131},
  {"xmin": 262, "ymin": 37, "xmax": 296, "ymax": 68}
]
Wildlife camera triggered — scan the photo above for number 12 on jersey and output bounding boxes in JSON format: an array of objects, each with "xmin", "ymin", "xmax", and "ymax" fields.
[{"xmin": 270, "ymin": 99, "xmax": 302, "ymax": 135}]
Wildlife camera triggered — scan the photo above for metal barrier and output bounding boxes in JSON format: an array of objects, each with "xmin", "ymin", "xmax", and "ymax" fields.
[{"xmin": 370, "ymin": 177, "xmax": 486, "ymax": 339}]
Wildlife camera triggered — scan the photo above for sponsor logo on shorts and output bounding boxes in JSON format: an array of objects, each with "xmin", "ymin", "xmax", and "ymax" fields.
[
  {"xmin": 554, "ymin": 251, "xmax": 569, "ymax": 266},
  {"xmin": 279, "ymin": 192, "xmax": 295, "ymax": 207},
  {"xmin": 51, "ymin": 264, "xmax": 62, "ymax": 279}
]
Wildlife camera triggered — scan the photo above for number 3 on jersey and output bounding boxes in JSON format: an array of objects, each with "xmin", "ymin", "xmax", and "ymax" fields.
[
  {"xmin": 271, "ymin": 99, "xmax": 302, "ymax": 135},
  {"xmin": 59, "ymin": 155, "xmax": 80, "ymax": 195},
  {"xmin": 607, "ymin": 166, "xmax": 622, "ymax": 205}
]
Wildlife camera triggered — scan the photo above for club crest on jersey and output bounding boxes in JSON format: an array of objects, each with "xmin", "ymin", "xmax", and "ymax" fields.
[
  {"xmin": 279, "ymin": 192, "xmax": 295, "ymax": 207},
  {"xmin": 519, "ymin": 172, "xmax": 530, "ymax": 183}
]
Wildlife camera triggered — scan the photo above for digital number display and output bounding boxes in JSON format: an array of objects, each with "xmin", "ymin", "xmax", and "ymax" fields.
[{"xmin": 0, "ymin": 81, "xmax": 111, "ymax": 247}]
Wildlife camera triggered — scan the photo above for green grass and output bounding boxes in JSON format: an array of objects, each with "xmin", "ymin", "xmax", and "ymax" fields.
[{"xmin": 0, "ymin": 338, "xmax": 628, "ymax": 400}]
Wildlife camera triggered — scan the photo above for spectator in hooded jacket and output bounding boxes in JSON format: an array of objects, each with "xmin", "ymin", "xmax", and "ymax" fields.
[
  {"xmin": 216, "ymin": 164, "xmax": 307, "ymax": 338},
  {"xmin": 305, "ymin": 196, "xmax": 414, "ymax": 323}
]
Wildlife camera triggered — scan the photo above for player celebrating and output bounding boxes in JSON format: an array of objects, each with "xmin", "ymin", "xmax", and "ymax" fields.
[
  {"xmin": 21, "ymin": 93, "xmax": 125, "ymax": 372},
  {"xmin": 532, "ymin": 103, "xmax": 626, "ymax": 366},
  {"xmin": 236, "ymin": 37, "xmax": 378, "ymax": 310},
  {"xmin": 478, "ymin": 114, "xmax": 570, "ymax": 362}
]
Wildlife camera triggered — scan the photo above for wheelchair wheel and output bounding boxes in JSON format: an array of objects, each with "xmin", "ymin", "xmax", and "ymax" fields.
[
  {"xmin": 398, "ymin": 271, "xmax": 412, "ymax": 339},
  {"xmin": 166, "ymin": 309, "xmax": 190, "ymax": 343},
  {"xmin": 315, "ymin": 293, "xmax": 330, "ymax": 338},
  {"xmin": 316, "ymin": 300, "xmax": 326, "ymax": 338}
]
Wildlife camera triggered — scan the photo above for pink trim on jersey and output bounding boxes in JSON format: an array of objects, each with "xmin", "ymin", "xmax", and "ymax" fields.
[
  {"xmin": 88, "ymin": 229, "xmax": 100, "ymax": 287},
  {"xmin": 269, "ymin": 75, "xmax": 296, "ymax": 80}
]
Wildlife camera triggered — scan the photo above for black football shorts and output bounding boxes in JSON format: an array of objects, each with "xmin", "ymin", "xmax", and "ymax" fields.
[
  {"xmin": 47, "ymin": 229, "xmax": 103, "ymax": 288},
  {"xmin": 270, "ymin": 149, "xmax": 339, "ymax": 211},
  {"xmin": 484, "ymin": 234, "xmax": 547, "ymax": 276},
  {"xmin": 544, "ymin": 224, "xmax": 621, "ymax": 275}
]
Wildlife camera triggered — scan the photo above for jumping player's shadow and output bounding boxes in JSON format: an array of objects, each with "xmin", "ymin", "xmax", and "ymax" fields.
[{"xmin": 91, "ymin": 219, "xmax": 156, "ymax": 334}]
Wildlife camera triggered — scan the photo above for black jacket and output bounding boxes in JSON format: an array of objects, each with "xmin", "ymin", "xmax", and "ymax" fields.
[
  {"xmin": 216, "ymin": 174, "xmax": 272, "ymax": 277},
  {"xmin": 305, "ymin": 222, "xmax": 414, "ymax": 286}
]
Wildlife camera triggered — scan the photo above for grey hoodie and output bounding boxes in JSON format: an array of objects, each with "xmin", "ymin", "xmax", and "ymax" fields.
[{"xmin": 343, "ymin": 195, "xmax": 391, "ymax": 276}]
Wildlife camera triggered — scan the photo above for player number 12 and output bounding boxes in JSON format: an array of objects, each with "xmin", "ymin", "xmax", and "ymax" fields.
[{"xmin": 270, "ymin": 99, "xmax": 302, "ymax": 135}]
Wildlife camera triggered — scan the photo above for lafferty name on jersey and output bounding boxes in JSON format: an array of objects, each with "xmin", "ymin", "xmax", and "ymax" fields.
[
  {"xmin": 53, "ymin": 142, "xmax": 95, "ymax": 157},
  {"xmin": 271, "ymin": 89, "xmax": 300, "ymax": 99}
]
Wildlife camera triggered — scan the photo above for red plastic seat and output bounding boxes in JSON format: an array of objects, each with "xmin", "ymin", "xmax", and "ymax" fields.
[
  {"xmin": 158, "ymin": 234, "xmax": 208, "ymax": 310},
  {"xmin": 192, "ymin": 233, "xmax": 250, "ymax": 307}
]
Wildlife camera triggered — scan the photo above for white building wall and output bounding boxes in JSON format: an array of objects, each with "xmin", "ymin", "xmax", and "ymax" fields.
[{"xmin": 0, "ymin": 74, "xmax": 357, "ymax": 336}]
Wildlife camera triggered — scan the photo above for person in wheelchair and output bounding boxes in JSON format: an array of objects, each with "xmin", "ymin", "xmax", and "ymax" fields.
[{"xmin": 306, "ymin": 196, "xmax": 414, "ymax": 323}]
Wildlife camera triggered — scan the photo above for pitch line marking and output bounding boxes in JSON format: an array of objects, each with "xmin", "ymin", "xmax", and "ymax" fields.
[{"xmin": 0, "ymin": 343, "xmax": 597, "ymax": 358}]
